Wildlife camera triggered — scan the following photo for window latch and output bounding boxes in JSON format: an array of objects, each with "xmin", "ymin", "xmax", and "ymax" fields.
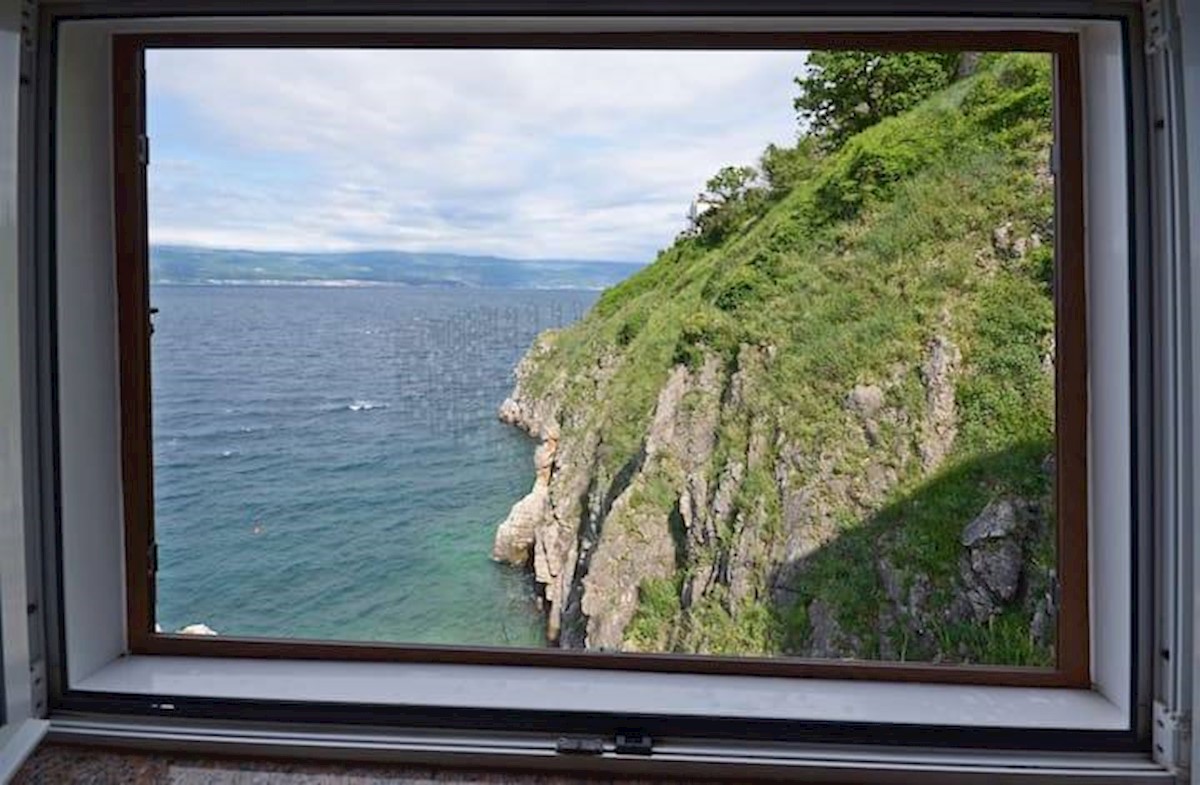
[
  {"xmin": 614, "ymin": 731, "xmax": 653, "ymax": 756},
  {"xmin": 554, "ymin": 736, "xmax": 604, "ymax": 756}
]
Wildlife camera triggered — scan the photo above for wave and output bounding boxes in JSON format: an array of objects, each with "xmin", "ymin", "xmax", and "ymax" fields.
[{"xmin": 347, "ymin": 400, "xmax": 389, "ymax": 412}]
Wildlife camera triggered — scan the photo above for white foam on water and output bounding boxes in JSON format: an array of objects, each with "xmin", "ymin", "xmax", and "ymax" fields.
[{"xmin": 348, "ymin": 400, "xmax": 388, "ymax": 412}]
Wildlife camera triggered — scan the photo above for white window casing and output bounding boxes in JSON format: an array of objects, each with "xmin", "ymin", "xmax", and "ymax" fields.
[{"xmin": 23, "ymin": 5, "xmax": 1183, "ymax": 783}]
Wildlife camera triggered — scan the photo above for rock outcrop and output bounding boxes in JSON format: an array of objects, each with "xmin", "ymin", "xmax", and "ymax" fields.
[{"xmin": 489, "ymin": 54, "xmax": 1058, "ymax": 664}]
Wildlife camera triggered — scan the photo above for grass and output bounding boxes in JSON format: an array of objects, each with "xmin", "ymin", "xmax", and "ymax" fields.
[{"xmin": 515, "ymin": 53, "xmax": 1057, "ymax": 665}]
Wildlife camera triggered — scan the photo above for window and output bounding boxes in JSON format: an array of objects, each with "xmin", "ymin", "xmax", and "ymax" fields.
[
  {"xmin": 33, "ymin": 10, "xmax": 1159, "ymax": 779},
  {"xmin": 110, "ymin": 31, "xmax": 1088, "ymax": 687}
]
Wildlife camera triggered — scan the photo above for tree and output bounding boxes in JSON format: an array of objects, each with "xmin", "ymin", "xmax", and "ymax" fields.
[
  {"xmin": 687, "ymin": 165, "xmax": 762, "ymax": 241},
  {"xmin": 794, "ymin": 51, "xmax": 960, "ymax": 148},
  {"xmin": 698, "ymin": 165, "xmax": 759, "ymax": 210}
]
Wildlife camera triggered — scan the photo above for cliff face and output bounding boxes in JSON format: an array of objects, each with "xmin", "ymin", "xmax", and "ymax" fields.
[{"xmin": 493, "ymin": 54, "xmax": 1058, "ymax": 665}]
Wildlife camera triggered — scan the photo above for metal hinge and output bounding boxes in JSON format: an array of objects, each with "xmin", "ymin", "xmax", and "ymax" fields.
[
  {"xmin": 138, "ymin": 135, "xmax": 150, "ymax": 166},
  {"xmin": 1146, "ymin": 0, "xmax": 1175, "ymax": 55},
  {"xmin": 1153, "ymin": 700, "xmax": 1190, "ymax": 775},
  {"xmin": 28, "ymin": 658, "xmax": 46, "ymax": 718},
  {"xmin": 148, "ymin": 542, "xmax": 158, "ymax": 575},
  {"xmin": 18, "ymin": 0, "xmax": 36, "ymax": 84}
]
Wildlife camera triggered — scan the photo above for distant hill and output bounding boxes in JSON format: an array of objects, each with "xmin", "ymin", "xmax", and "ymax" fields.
[{"xmin": 150, "ymin": 246, "xmax": 645, "ymax": 290}]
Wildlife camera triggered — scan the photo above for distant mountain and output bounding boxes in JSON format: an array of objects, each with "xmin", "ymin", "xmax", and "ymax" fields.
[{"xmin": 150, "ymin": 246, "xmax": 646, "ymax": 290}]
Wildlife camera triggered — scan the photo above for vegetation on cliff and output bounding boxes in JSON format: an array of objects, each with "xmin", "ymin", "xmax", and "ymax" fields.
[{"xmin": 493, "ymin": 52, "xmax": 1057, "ymax": 665}]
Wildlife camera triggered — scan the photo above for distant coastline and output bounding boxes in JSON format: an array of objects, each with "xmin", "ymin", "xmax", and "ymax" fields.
[
  {"xmin": 152, "ymin": 279, "xmax": 621, "ymax": 292},
  {"xmin": 151, "ymin": 245, "xmax": 645, "ymax": 291}
]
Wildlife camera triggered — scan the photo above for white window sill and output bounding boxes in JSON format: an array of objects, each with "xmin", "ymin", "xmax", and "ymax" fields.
[
  {"xmin": 0, "ymin": 720, "xmax": 49, "ymax": 782},
  {"xmin": 74, "ymin": 655, "xmax": 1128, "ymax": 731}
]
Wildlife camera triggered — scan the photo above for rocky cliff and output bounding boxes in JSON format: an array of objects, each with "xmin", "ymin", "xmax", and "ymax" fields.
[{"xmin": 493, "ymin": 53, "xmax": 1058, "ymax": 665}]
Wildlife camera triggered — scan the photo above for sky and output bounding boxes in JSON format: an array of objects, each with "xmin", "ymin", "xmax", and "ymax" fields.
[{"xmin": 146, "ymin": 49, "xmax": 809, "ymax": 263}]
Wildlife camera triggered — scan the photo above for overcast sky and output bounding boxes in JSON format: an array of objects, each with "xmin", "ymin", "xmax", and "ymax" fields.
[{"xmin": 146, "ymin": 49, "xmax": 808, "ymax": 263}]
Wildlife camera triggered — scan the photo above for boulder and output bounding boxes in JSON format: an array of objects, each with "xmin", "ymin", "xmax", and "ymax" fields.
[{"xmin": 957, "ymin": 498, "xmax": 1028, "ymax": 622}]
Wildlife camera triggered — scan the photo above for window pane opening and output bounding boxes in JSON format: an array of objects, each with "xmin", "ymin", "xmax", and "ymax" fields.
[{"xmin": 138, "ymin": 44, "xmax": 1071, "ymax": 671}]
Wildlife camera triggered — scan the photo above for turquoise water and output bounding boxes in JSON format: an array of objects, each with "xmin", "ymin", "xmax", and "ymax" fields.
[{"xmin": 150, "ymin": 284, "xmax": 595, "ymax": 646}]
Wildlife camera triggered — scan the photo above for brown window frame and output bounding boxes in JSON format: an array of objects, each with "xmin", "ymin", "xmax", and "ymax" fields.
[{"xmin": 113, "ymin": 29, "xmax": 1088, "ymax": 688}]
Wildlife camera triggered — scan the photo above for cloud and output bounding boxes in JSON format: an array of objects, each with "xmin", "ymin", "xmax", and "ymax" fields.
[{"xmin": 146, "ymin": 48, "xmax": 807, "ymax": 261}]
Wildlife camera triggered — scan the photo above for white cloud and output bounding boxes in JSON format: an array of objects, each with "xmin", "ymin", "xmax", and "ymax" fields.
[{"xmin": 146, "ymin": 48, "xmax": 807, "ymax": 261}]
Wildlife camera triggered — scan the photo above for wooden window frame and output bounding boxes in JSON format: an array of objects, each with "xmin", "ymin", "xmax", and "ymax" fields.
[{"xmin": 113, "ymin": 29, "xmax": 1088, "ymax": 688}]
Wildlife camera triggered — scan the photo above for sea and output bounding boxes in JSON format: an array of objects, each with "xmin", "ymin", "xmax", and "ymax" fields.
[{"xmin": 150, "ymin": 284, "xmax": 597, "ymax": 646}]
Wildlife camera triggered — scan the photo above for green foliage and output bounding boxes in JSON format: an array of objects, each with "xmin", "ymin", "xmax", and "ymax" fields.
[
  {"xmin": 521, "ymin": 53, "xmax": 1057, "ymax": 665},
  {"xmin": 812, "ymin": 109, "xmax": 966, "ymax": 222},
  {"xmin": 679, "ymin": 589, "xmax": 779, "ymax": 655},
  {"xmin": 759, "ymin": 137, "xmax": 821, "ymax": 196},
  {"xmin": 690, "ymin": 165, "xmax": 768, "ymax": 243},
  {"xmin": 673, "ymin": 310, "xmax": 735, "ymax": 369},
  {"xmin": 626, "ymin": 577, "xmax": 682, "ymax": 651},
  {"xmin": 795, "ymin": 51, "xmax": 960, "ymax": 148},
  {"xmin": 961, "ymin": 53, "xmax": 1052, "ymax": 146},
  {"xmin": 781, "ymin": 443, "xmax": 1053, "ymax": 664},
  {"xmin": 616, "ymin": 310, "xmax": 648, "ymax": 347},
  {"xmin": 709, "ymin": 266, "xmax": 773, "ymax": 313}
]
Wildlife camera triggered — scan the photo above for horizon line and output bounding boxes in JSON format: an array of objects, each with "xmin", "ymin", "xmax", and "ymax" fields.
[{"xmin": 150, "ymin": 242, "xmax": 647, "ymax": 267}]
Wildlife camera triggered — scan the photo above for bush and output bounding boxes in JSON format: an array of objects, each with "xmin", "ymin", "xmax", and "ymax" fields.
[
  {"xmin": 813, "ymin": 112, "xmax": 962, "ymax": 221},
  {"xmin": 710, "ymin": 267, "xmax": 771, "ymax": 312},
  {"xmin": 673, "ymin": 311, "xmax": 735, "ymax": 368},
  {"xmin": 616, "ymin": 310, "xmax": 648, "ymax": 347}
]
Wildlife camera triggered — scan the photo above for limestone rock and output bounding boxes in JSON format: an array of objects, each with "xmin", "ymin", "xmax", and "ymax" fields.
[
  {"xmin": 846, "ymin": 384, "xmax": 885, "ymax": 417},
  {"xmin": 961, "ymin": 497, "xmax": 1022, "ymax": 546},
  {"xmin": 492, "ymin": 483, "xmax": 548, "ymax": 564},
  {"xmin": 806, "ymin": 599, "xmax": 859, "ymax": 659},
  {"xmin": 957, "ymin": 498, "xmax": 1028, "ymax": 622},
  {"xmin": 919, "ymin": 335, "xmax": 960, "ymax": 471},
  {"xmin": 580, "ymin": 479, "xmax": 678, "ymax": 650},
  {"xmin": 968, "ymin": 539, "xmax": 1024, "ymax": 603}
]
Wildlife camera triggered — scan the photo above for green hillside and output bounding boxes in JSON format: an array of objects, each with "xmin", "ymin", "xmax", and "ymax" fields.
[{"xmin": 493, "ymin": 53, "xmax": 1057, "ymax": 665}]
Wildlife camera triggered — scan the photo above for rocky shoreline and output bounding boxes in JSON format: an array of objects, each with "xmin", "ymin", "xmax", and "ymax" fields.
[{"xmin": 492, "ymin": 326, "xmax": 1056, "ymax": 660}]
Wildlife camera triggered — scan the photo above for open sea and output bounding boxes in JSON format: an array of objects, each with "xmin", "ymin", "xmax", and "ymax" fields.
[{"xmin": 150, "ymin": 284, "xmax": 596, "ymax": 646}]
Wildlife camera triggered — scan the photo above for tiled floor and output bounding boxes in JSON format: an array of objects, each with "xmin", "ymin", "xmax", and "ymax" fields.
[{"xmin": 13, "ymin": 743, "xmax": 704, "ymax": 785}]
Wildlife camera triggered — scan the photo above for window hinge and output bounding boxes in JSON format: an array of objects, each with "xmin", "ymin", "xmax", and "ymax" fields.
[
  {"xmin": 1153, "ymin": 700, "xmax": 1190, "ymax": 775},
  {"xmin": 28, "ymin": 658, "xmax": 46, "ymax": 718},
  {"xmin": 18, "ymin": 0, "xmax": 36, "ymax": 85},
  {"xmin": 1145, "ymin": 0, "xmax": 1175, "ymax": 55},
  {"xmin": 138, "ymin": 134, "xmax": 150, "ymax": 166},
  {"xmin": 148, "ymin": 542, "xmax": 158, "ymax": 575}
]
